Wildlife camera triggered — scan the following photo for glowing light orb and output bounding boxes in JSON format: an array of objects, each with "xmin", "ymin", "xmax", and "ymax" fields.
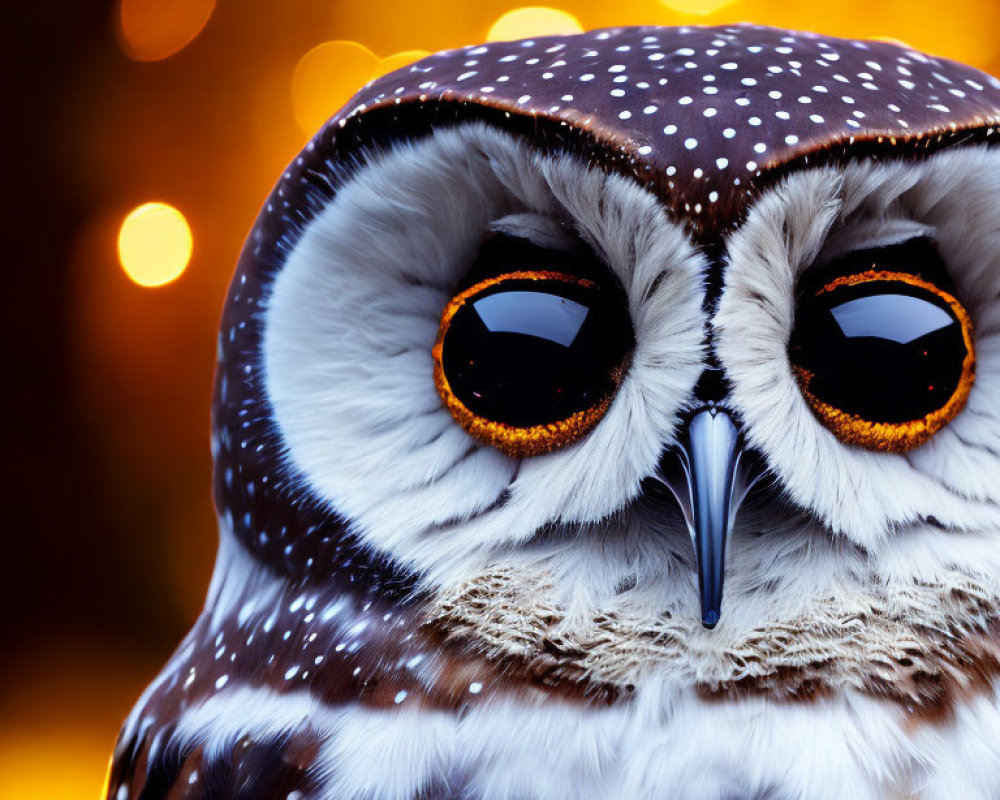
[
  {"xmin": 117, "ymin": 203, "xmax": 193, "ymax": 288},
  {"xmin": 292, "ymin": 41, "xmax": 379, "ymax": 136},
  {"xmin": 117, "ymin": 0, "xmax": 215, "ymax": 61},
  {"xmin": 872, "ymin": 36, "xmax": 914, "ymax": 49},
  {"xmin": 657, "ymin": 0, "xmax": 737, "ymax": 16},
  {"xmin": 487, "ymin": 7, "xmax": 584, "ymax": 42},
  {"xmin": 375, "ymin": 50, "xmax": 432, "ymax": 79}
]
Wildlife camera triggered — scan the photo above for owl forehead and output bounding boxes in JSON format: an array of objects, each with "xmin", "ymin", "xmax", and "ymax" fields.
[{"xmin": 326, "ymin": 24, "xmax": 1000, "ymax": 235}]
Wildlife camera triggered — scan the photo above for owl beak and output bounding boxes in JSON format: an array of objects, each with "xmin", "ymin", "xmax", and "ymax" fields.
[{"xmin": 656, "ymin": 405, "xmax": 759, "ymax": 630}]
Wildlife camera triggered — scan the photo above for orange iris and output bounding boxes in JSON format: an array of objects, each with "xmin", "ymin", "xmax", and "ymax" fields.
[
  {"xmin": 433, "ymin": 270, "xmax": 630, "ymax": 458},
  {"xmin": 793, "ymin": 269, "xmax": 975, "ymax": 452}
]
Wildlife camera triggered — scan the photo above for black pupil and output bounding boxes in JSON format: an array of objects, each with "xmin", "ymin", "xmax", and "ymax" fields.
[
  {"xmin": 790, "ymin": 279, "xmax": 968, "ymax": 422},
  {"xmin": 441, "ymin": 277, "xmax": 633, "ymax": 427}
]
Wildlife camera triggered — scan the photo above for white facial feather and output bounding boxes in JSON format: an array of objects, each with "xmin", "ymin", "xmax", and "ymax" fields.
[
  {"xmin": 716, "ymin": 146, "xmax": 1000, "ymax": 547},
  {"xmin": 264, "ymin": 123, "xmax": 707, "ymax": 586}
]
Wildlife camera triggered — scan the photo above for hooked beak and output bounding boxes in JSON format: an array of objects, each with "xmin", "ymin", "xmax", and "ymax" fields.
[{"xmin": 655, "ymin": 405, "xmax": 761, "ymax": 629}]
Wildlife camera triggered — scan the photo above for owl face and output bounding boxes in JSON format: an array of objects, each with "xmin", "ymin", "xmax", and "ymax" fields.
[
  {"xmin": 264, "ymin": 123, "xmax": 707, "ymax": 587},
  {"xmin": 263, "ymin": 121, "xmax": 1000, "ymax": 635},
  {"xmin": 111, "ymin": 24, "xmax": 1000, "ymax": 800},
  {"xmin": 260, "ymin": 24, "xmax": 1000, "ymax": 633}
]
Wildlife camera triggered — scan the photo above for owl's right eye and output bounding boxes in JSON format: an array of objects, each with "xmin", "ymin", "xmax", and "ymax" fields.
[
  {"xmin": 433, "ymin": 236, "xmax": 634, "ymax": 458},
  {"xmin": 789, "ymin": 239, "xmax": 975, "ymax": 453}
]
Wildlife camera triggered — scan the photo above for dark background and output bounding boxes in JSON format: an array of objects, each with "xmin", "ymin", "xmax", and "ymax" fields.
[{"xmin": 3, "ymin": 1, "xmax": 998, "ymax": 795}]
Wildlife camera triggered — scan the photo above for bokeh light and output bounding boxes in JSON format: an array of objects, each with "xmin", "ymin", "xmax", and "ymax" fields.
[
  {"xmin": 487, "ymin": 7, "xmax": 584, "ymax": 42},
  {"xmin": 117, "ymin": 0, "xmax": 215, "ymax": 61},
  {"xmin": 376, "ymin": 49, "xmax": 432, "ymax": 79},
  {"xmin": 292, "ymin": 40, "xmax": 380, "ymax": 136},
  {"xmin": 658, "ymin": 0, "xmax": 736, "ymax": 16},
  {"xmin": 291, "ymin": 45, "xmax": 435, "ymax": 136},
  {"xmin": 872, "ymin": 36, "xmax": 913, "ymax": 49},
  {"xmin": 117, "ymin": 202, "xmax": 193, "ymax": 288},
  {"xmin": 0, "ymin": 732, "xmax": 112, "ymax": 800}
]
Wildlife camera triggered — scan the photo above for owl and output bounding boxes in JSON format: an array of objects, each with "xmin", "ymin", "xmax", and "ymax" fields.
[{"xmin": 107, "ymin": 23, "xmax": 1000, "ymax": 800}]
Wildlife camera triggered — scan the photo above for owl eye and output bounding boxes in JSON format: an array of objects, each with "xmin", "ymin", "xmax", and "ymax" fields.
[
  {"xmin": 789, "ymin": 242, "xmax": 975, "ymax": 452},
  {"xmin": 433, "ymin": 256, "xmax": 634, "ymax": 457}
]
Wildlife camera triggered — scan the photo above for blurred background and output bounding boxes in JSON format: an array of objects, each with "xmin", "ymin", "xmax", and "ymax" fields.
[{"xmin": 3, "ymin": 0, "xmax": 1000, "ymax": 797}]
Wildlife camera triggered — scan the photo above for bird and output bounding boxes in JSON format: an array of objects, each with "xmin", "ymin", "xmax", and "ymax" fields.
[{"xmin": 106, "ymin": 23, "xmax": 1000, "ymax": 800}]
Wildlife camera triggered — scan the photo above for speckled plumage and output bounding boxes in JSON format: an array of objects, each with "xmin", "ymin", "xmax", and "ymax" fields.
[
  {"xmin": 331, "ymin": 24, "xmax": 1000, "ymax": 236},
  {"xmin": 108, "ymin": 24, "xmax": 1000, "ymax": 800}
]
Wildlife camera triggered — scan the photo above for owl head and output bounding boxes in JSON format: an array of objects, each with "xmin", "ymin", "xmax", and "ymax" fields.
[{"xmin": 109, "ymin": 23, "xmax": 1000, "ymax": 800}]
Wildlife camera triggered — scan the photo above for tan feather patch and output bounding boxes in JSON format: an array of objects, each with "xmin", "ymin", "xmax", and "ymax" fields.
[{"xmin": 423, "ymin": 566, "xmax": 1000, "ymax": 717}]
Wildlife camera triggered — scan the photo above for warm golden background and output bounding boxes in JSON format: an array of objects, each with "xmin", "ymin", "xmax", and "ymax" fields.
[{"xmin": 3, "ymin": 0, "xmax": 1000, "ymax": 797}]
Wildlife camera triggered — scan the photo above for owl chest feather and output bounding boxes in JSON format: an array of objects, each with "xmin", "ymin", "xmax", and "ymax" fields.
[
  {"xmin": 108, "ymin": 526, "xmax": 1000, "ymax": 800},
  {"xmin": 110, "ymin": 639, "xmax": 1000, "ymax": 800}
]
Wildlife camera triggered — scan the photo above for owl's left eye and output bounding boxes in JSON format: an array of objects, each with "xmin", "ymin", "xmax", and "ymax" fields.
[
  {"xmin": 789, "ymin": 240, "xmax": 975, "ymax": 452},
  {"xmin": 433, "ymin": 258, "xmax": 634, "ymax": 457}
]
